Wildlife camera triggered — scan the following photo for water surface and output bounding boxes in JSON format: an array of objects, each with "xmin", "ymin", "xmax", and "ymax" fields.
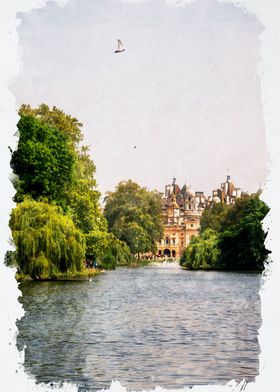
[{"xmin": 17, "ymin": 264, "xmax": 262, "ymax": 390}]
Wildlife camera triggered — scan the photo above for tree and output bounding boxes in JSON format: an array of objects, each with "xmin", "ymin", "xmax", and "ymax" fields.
[
  {"xmin": 98, "ymin": 234, "xmax": 133, "ymax": 270},
  {"xmin": 200, "ymin": 202, "xmax": 230, "ymax": 233},
  {"xmin": 10, "ymin": 115, "xmax": 75, "ymax": 208},
  {"xmin": 13, "ymin": 104, "xmax": 108, "ymax": 261},
  {"xmin": 217, "ymin": 193, "xmax": 270, "ymax": 271},
  {"xmin": 66, "ymin": 147, "xmax": 109, "ymax": 260},
  {"xmin": 9, "ymin": 200, "xmax": 86, "ymax": 279},
  {"xmin": 115, "ymin": 221, "xmax": 150, "ymax": 254},
  {"xmin": 84, "ymin": 229, "xmax": 109, "ymax": 262},
  {"xmin": 104, "ymin": 180, "xmax": 163, "ymax": 255},
  {"xmin": 19, "ymin": 103, "xmax": 83, "ymax": 149},
  {"xmin": 180, "ymin": 229, "xmax": 220, "ymax": 269},
  {"xmin": 67, "ymin": 145, "xmax": 108, "ymax": 253},
  {"xmin": 185, "ymin": 193, "xmax": 270, "ymax": 271}
]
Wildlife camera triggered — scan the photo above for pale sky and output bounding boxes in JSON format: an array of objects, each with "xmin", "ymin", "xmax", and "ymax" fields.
[{"xmin": 11, "ymin": 0, "xmax": 268, "ymax": 197}]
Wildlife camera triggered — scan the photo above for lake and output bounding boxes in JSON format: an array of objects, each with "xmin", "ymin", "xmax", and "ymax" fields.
[{"xmin": 17, "ymin": 263, "xmax": 262, "ymax": 391}]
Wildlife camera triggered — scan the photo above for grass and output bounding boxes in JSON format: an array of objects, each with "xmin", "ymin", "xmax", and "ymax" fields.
[{"xmin": 15, "ymin": 267, "xmax": 102, "ymax": 282}]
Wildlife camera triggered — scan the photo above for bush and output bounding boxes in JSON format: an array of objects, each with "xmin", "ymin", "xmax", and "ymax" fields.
[
  {"xmin": 9, "ymin": 199, "xmax": 86, "ymax": 279},
  {"xmin": 182, "ymin": 193, "xmax": 270, "ymax": 271},
  {"xmin": 98, "ymin": 234, "xmax": 133, "ymax": 270},
  {"xmin": 180, "ymin": 229, "xmax": 220, "ymax": 269}
]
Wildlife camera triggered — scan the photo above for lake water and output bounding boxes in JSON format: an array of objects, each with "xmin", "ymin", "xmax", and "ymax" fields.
[{"xmin": 17, "ymin": 263, "xmax": 262, "ymax": 391}]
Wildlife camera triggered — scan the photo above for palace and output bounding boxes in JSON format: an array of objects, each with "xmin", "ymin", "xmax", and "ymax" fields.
[
  {"xmin": 210, "ymin": 175, "xmax": 242, "ymax": 205},
  {"xmin": 156, "ymin": 177, "xmax": 207, "ymax": 259},
  {"xmin": 156, "ymin": 175, "xmax": 241, "ymax": 259}
]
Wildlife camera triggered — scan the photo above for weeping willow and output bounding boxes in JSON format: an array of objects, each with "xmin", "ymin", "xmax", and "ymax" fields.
[
  {"xmin": 98, "ymin": 233, "xmax": 133, "ymax": 270},
  {"xmin": 10, "ymin": 199, "xmax": 86, "ymax": 279},
  {"xmin": 180, "ymin": 229, "xmax": 220, "ymax": 270}
]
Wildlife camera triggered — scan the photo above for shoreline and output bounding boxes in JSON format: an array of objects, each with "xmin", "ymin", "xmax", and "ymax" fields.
[
  {"xmin": 15, "ymin": 262, "xmax": 263, "ymax": 282},
  {"xmin": 180, "ymin": 266, "xmax": 263, "ymax": 273},
  {"xmin": 15, "ymin": 268, "xmax": 104, "ymax": 282}
]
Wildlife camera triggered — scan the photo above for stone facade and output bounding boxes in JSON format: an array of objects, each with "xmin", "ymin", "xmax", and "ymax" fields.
[
  {"xmin": 209, "ymin": 175, "xmax": 242, "ymax": 206},
  {"xmin": 156, "ymin": 175, "xmax": 241, "ymax": 259},
  {"xmin": 156, "ymin": 177, "xmax": 207, "ymax": 259}
]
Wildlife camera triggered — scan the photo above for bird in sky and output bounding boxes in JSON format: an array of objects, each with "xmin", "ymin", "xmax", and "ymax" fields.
[{"xmin": 115, "ymin": 39, "xmax": 125, "ymax": 53}]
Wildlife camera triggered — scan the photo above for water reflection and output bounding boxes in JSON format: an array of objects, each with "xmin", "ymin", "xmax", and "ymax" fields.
[{"xmin": 17, "ymin": 266, "xmax": 262, "ymax": 390}]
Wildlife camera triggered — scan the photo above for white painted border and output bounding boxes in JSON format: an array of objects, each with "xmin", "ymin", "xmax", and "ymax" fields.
[{"xmin": 0, "ymin": 1, "xmax": 279, "ymax": 391}]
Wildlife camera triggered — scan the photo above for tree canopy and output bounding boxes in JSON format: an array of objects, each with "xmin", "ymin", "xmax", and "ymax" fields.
[
  {"xmin": 180, "ymin": 229, "xmax": 220, "ymax": 270},
  {"xmin": 19, "ymin": 103, "xmax": 83, "ymax": 149},
  {"xmin": 98, "ymin": 233, "xmax": 133, "ymax": 270},
  {"xmin": 181, "ymin": 193, "xmax": 270, "ymax": 271},
  {"xmin": 10, "ymin": 115, "xmax": 75, "ymax": 208},
  {"xmin": 104, "ymin": 180, "xmax": 163, "ymax": 255},
  {"xmin": 18, "ymin": 105, "xmax": 108, "ymax": 252},
  {"xmin": 9, "ymin": 200, "xmax": 86, "ymax": 279},
  {"xmin": 9, "ymin": 103, "xmax": 114, "ymax": 277},
  {"xmin": 200, "ymin": 202, "xmax": 230, "ymax": 233},
  {"xmin": 217, "ymin": 193, "xmax": 270, "ymax": 271}
]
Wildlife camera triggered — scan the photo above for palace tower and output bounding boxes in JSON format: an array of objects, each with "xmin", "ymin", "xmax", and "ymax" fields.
[
  {"xmin": 156, "ymin": 177, "xmax": 207, "ymax": 259},
  {"xmin": 156, "ymin": 175, "xmax": 241, "ymax": 259}
]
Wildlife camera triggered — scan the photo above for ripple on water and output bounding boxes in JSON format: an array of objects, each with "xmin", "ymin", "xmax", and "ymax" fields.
[{"xmin": 17, "ymin": 266, "xmax": 262, "ymax": 391}]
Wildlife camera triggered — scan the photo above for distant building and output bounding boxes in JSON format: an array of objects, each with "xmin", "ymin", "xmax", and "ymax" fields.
[
  {"xmin": 156, "ymin": 175, "xmax": 242, "ymax": 259},
  {"xmin": 156, "ymin": 177, "xmax": 207, "ymax": 259},
  {"xmin": 208, "ymin": 175, "xmax": 242, "ymax": 206}
]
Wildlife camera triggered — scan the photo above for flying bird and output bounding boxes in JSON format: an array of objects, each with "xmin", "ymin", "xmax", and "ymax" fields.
[{"xmin": 115, "ymin": 39, "xmax": 125, "ymax": 53}]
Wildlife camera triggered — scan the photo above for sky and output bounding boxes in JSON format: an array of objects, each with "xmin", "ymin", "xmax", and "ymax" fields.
[{"xmin": 11, "ymin": 0, "xmax": 268, "ymax": 198}]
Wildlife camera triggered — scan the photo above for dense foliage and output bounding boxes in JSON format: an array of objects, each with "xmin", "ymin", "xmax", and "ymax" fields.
[
  {"xmin": 104, "ymin": 180, "xmax": 163, "ymax": 255},
  {"xmin": 19, "ymin": 103, "xmax": 83, "ymax": 149},
  {"xmin": 10, "ymin": 115, "xmax": 75, "ymax": 208},
  {"xmin": 9, "ymin": 200, "xmax": 86, "ymax": 279},
  {"xmin": 180, "ymin": 193, "xmax": 270, "ymax": 271},
  {"xmin": 8, "ymin": 103, "xmax": 128, "ymax": 278},
  {"xmin": 98, "ymin": 234, "xmax": 133, "ymax": 270},
  {"xmin": 217, "ymin": 193, "xmax": 270, "ymax": 270},
  {"xmin": 181, "ymin": 229, "xmax": 220, "ymax": 270},
  {"xmin": 200, "ymin": 202, "xmax": 230, "ymax": 233}
]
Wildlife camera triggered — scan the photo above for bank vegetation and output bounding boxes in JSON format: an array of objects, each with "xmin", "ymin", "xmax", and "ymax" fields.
[{"xmin": 180, "ymin": 192, "xmax": 270, "ymax": 271}]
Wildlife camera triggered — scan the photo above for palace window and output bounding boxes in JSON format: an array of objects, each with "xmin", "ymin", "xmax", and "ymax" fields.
[
  {"xmin": 172, "ymin": 238, "xmax": 176, "ymax": 245},
  {"xmin": 165, "ymin": 237, "xmax": 169, "ymax": 244}
]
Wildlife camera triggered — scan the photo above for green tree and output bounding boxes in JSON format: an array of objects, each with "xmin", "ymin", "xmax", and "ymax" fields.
[
  {"xmin": 186, "ymin": 193, "xmax": 270, "ymax": 271},
  {"xmin": 85, "ymin": 229, "xmax": 109, "ymax": 262},
  {"xmin": 98, "ymin": 234, "xmax": 133, "ymax": 270},
  {"xmin": 180, "ymin": 229, "xmax": 220, "ymax": 269},
  {"xmin": 217, "ymin": 193, "xmax": 270, "ymax": 271},
  {"xmin": 10, "ymin": 115, "xmax": 75, "ymax": 208},
  {"xmin": 104, "ymin": 180, "xmax": 163, "ymax": 255},
  {"xmin": 19, "ymin": 103, "xmax": 83, "ymax": 149},
  {"xmin": 14, "ymin": 104, "xmax": 108, "ymax": 261},
  {"xmin": 115, "ymin": 221, "xmax": 150, "ymax": 254},
  {"xmin": 68, "ymin": 169, "xmax": 108, "ymax": 261},
  {"xmin": 67, "ymin": 147, "xmax": 108, "ymax": 260},
  {"xmin": 9, "ymin": 199, "xmax": 86, "ymax": 279},
  {"xmin": 200, "ymin": 202, "xmax": 230, "ymax": 233}
]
